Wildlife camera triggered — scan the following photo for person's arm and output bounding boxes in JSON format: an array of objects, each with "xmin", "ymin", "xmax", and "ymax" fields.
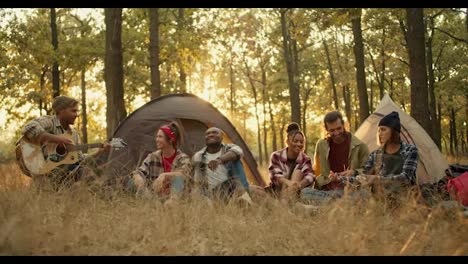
[
  {"xmin": 171, "ymin": 153, "xmax": 193, "ymax": 179},
  {"xmin": 208, "ymin": 144, "xmax": 243, "ymax": 171},
  {"xmin": 313, "ymin": 141, "xmax": 330, "ymax": 189},
  {"xmin": 22, "ymin": 117, "xmax": 72, "ymax": 145},
  {"xmin": 269, "ymin": 152, "xmax": 285, "ymax": 186},
  {"xmin": 354, "ymin": 143, "xmax": 370, "ymax": 176},
  {"xmin": 130, "ymin": 154, "xmax": 155, "ymax": 191},
  {"xmin": 298, "ymin": 157, "xmax": 315, "ymax": 188}
]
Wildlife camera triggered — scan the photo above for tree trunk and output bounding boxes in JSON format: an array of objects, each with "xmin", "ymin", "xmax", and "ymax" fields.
[
  {"xmin": 261, "ymin": 67, "xmax": 269, "ymax": 163},
  {"xmin": 268, "ymin": 97, "xmax": 278, "ymax": 152},
  {"xmin": 369, "ymin": 79, "xmax": 374, "ymax": 112},
  {"xmin": 406, "ymin": 8, "xmax": 432, "ymax": 136},
  {"xmin": 149, "ymin": 8, "xmax": 161, "ymax": 99},
  {"xmin": 50, "ymin": 8, "xmax": 60, "ymax": 98},
  {"xmin": 323, "ymin": 37, "xmax": 339, "ymax": 110},
  {"xmin": 80, "ymin": 69, "xmax": 88, "ymax": 148},
  {"xmin": 280, "ymin": 9, "xmax": 301, "ymax": 126},
  {"xmin": 229, "ymin": 52, "xmax": 235, "ymax": 116},
  {"xmin": 351, "ymin": 9, "xmax": 370, "ymax": 125},
  {"xmin": 105, "ymin": 8, "xmax": 127, "ymax": 139},
  {"xmin": 353, "ymin": 89, "xmax": 359, "ymax": 131},
  {"xmin": 302, "ymin": 88, "xmax": 313, "ymax": 152},
  {"xmin": 177, "ymin": 8, "xmax": 187, "ymax": 93},
  {"xmin": 438, "ymin": 95, "xmax": 442, "ymax": 150},
  {"xmin": 449, "ymin": 106, "xmax": 457, "ymax": 156},
  {"xmin": 245, "ymin": 61, "xmax": 263, "ymax": 165},
  {"xmin": 379, "ymin": 27, "xmax": 386, "ymax": 99},
  {"xmin": 426, "ymin": 16, "xmax": 440, "ymax": 148},
  {"xmin": 39, "ymin": 65, "xmax": 48, "ymax": 115},
  {"xmin": 280, "ymin": 119, "xmax": 287, "ymax": 149},
  {"xmin": 389, "ymin": 78, "xmax": 394, "ymax": 98},
  {"xmin": 343, "ymin": 84, "xmax": 352, "ymax": 129}
]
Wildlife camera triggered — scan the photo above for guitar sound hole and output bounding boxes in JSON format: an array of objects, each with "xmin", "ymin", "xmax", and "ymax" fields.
[{"xmin": 56, "ymin": 145, "xmax": 67, "ymax": 156}]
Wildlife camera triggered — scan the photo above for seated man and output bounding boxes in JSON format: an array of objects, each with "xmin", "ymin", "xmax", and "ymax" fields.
[
  {"xmin": 19, "ymin": 95, "xmax": 111, "ymax": 190},
  {"xmin": 301, "ymin": 111, "xmax": 369, "ymax": 202},
  {"xmin": 192, "ymin": 127, "xmax": 251, "ymax": 203}
]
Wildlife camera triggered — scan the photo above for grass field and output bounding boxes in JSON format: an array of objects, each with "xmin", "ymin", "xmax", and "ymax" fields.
[{"xmin": 0, "ymin": 162, "xmax": 467, "ymax": 256}]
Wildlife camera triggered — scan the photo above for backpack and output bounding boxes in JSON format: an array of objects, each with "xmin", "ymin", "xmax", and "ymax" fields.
[{"xmin": 447, "ymin": 171, "xmax": 468, "ymax": 206}]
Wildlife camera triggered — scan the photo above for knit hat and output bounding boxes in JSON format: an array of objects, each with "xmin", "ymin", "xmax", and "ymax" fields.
[
  {"xmin": 52, "ymin": 96, "xmax": 78, "ymax": 113},
  {"xmin": 378, "ymin": 111, "xmax": 401, "ymax": 132}
]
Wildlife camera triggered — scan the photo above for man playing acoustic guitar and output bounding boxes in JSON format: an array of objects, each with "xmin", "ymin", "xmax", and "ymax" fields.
[{"xmin": 18, "ymin": 95, "xmax": 112, "ymax": 190}]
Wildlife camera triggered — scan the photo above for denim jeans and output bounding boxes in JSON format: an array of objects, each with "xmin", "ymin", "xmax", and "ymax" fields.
[{"xmin": 227, "ymin": 159, "xmax": 250, "ymax": 191}]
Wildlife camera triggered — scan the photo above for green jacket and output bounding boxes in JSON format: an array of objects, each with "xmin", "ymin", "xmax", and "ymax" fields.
[{"xmin": 313, "ymin": 133, "xmax": 369, "ymax": 189}]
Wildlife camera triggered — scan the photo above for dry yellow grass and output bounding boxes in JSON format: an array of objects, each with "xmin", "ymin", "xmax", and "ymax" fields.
[{"xmin": 0, "ymin": 162, "xmax": 467, "ymax": 256}]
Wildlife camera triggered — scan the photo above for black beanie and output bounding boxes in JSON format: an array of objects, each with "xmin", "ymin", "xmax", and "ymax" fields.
[{"xmin": 378, "ymin": 111, "xmax": 401, "ymax": 132}]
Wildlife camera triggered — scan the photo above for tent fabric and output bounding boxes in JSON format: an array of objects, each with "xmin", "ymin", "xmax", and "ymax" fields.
[
  {"xmin": 106, "ymin": 93, "xmax": 267, "ymax": 187},
  {"xmin": 354, "ymin": 94, "xmax": 448, "ymax": 184}
]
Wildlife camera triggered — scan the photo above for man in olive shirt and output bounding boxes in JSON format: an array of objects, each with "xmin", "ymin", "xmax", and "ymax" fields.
[{"xmin": 302, "ymin": 111, "xmax": 369, "ymax": 201}]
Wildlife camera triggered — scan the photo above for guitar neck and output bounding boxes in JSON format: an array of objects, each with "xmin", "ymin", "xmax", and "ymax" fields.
[{"xmin": 68, "ymin": 143, "xmax": 103, "ymax": 152}]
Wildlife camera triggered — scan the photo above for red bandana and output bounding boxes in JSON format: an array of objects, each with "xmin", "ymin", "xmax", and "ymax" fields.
[{"xmin": 160, "ymin": 126, "xmax": 176, "ymax": 143}]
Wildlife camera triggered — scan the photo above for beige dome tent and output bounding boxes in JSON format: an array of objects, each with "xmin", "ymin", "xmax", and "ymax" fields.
[
  {"xmin": 106, "ymin": 93, "xmax": 267, "ymax": 187},
  {"xmin": 354, "ymin": 94, "xmax": 448, "ymax": 184}
]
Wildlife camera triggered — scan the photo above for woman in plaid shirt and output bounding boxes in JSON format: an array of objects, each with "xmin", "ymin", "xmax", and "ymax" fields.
[
  {"xmin": 129, "ymin": 122, "xmax": 192, "ymax": 201},
  {"xmin": 359, "ymin": 111, "xmax": 419, "ymax": 189},
  {"xmin": 262, "ymin": 123, "xmax": 316, "ymax": 200}
]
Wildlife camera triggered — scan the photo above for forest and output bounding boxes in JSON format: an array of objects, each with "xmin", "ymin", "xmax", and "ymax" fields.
[{"xmin": 0, "ymin": 8, "xmax": 467, "ymax": 164}]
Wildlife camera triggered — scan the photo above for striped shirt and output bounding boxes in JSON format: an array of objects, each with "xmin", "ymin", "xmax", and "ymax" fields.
[
  {"xmin": 363, "ymin": 142, "xmax": 419, "ymax": 185},
  {"xmin": 269, "ymin": 148, "xmax": 315, "ymax": 187},
  {"xmin": 133, "ymin": 149, "xmax": 192, "ymax": 182},
  {"xmin": 21, "ymin": 114, "xmax": 84, "ymax": 161}
]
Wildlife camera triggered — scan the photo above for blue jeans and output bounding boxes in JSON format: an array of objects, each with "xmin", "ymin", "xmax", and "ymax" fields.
[
  {"xmin": 227, "ymin": 159, "xmax": 250, "ymax": 191},
  {"xmin": 126, "ymin": 175, "xmax": 186, "ymax": 195},
  {"xmin": 170, "ymin": 175, "xmax": 185, "ymax": 194},
  {"xmin": 300, "ymin": 188, "xmax": 344, "ymax": 203}
]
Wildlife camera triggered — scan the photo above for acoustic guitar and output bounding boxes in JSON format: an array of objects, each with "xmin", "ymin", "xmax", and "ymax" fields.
[{"xmin": 16, "ymin": 133, "xmax": 127, "ymax": 177}]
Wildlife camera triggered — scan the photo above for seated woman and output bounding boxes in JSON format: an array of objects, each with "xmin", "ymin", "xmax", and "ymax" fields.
[
  {"xmin": 128, "ymin": 122, "xmax": 192, "ymax": 202},
  {"xmin": 358, "ymin": 111, "xmax": 419, "ymax": 194},
  {"xmin": 251, "ymin": 123, "xmax": 315, "ymax": 202}
]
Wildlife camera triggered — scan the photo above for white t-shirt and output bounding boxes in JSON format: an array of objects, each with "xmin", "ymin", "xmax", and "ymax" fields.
[{"xmin": 205, "ymin": 150, "xmax": 229, "ymax": 190}]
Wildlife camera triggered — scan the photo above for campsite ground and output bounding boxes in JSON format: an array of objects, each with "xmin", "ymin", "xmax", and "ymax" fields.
[{"xmin": 0, "ymin": 161, "xmax": 467, "ymax": 256}]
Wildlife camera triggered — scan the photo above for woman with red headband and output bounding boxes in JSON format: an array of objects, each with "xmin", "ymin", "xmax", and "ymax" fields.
[{"xmin": 129, "ymin": 122, "xmax": 192, "ymax": 202}]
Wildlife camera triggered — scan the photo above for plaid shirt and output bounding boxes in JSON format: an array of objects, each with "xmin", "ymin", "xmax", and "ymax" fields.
[
  {"xmin": 363, "ymin": 142, "xmax": 418, "ymax": 185},
  {"xmin": 133, "ymin": 149, "xmax": 192, "ymax": 182},
  {"xmin": 192, "ymin": 143, "xmax": 243, "ymax": 187},
  {"xmin": 269, "ymin": 148, "xmax": 315, "ymax": 187},
  {"xmin": 21, "ymin": 115, "xmax": 84, "ymax": 161}
]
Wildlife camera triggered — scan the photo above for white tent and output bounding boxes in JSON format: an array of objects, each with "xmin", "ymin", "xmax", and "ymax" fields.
[{"xmin": 354, "ymin": 94, "xmax": 448, "ymax": 184}]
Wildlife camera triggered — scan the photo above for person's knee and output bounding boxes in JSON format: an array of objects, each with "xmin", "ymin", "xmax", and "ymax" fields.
[
  {"xmin": 170, "ymin": 175, "xmax": 186, "ymax": 194},
  {"xmin": 132, "ymin": 174, "xmax": 146, "ymax": 191}
]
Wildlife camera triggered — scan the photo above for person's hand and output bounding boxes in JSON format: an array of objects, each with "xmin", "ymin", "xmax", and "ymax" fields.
[
  {"xmin": 133, "ymin": 173, "xmax": 147, "ymax": 191},
  {"xmin": 53, "ymin": 135, "xmax": 73, "ymax": 145},
  {"xmin": 208, "ymin": 158, "xmax": 223, "ymax": 171},
  {"xmin": 288, "ymin": 181, "xmax": 300, "ymax": 191},
  {"xmin": 154, "ymin": 173, "xmax": 173, "ymax": 192},
  {"xmin": 338, "ymin": 169, "xmax": 354, "ymax": 177},
  {"xmin": 329, "ymin": 171, "xmax": 341, "ymax": 183},
  {"xmin": 96, "ymin": 143, "xmax": 112, "ymax": 155},
  {"xmin": 357, "ymin": 174, "xmax": 380, "ymax": 185}
]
